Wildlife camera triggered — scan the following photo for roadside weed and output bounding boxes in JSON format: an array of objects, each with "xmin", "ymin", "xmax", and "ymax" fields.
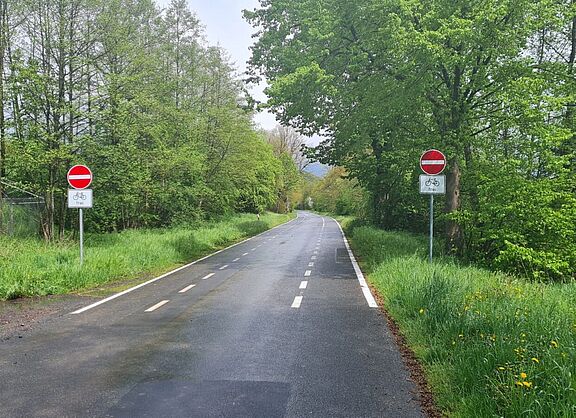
[{"xmin": 349, "ymin": 226, "xmax": 576, "ymax": 417}]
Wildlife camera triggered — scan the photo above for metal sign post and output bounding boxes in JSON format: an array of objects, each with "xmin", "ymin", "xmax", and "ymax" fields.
[
  {"xmin": 420, "ymin": 175, "xmax": 445, "ymax": 262},
  {"xmin": 79, "ymin": 208, "xmax": 84, "ymax": 265},
  {"xmin": 419, "ymin": 149, "xmax": 447, "ymax": 263},
  {"xmin": 67, "ymin": 189, "xmax": 92, "ymax": 265},
  {"xmin": 67, "ymin": 165, "xmax": 93, "ymax": 266}
]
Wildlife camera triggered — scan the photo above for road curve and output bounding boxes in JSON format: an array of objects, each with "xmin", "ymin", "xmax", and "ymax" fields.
[{"xmin": 0, "ymin": 211, "xmax": 423, "ymax": 417}]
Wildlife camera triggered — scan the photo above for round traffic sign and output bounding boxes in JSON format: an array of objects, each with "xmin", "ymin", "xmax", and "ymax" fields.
[
  {"xmin": 67, "ymin": 165, "xmax": 93, "ymax": 189},
  {"xmin": 420, "ymin": 149, "xmax": 446, "ymax": 175}
]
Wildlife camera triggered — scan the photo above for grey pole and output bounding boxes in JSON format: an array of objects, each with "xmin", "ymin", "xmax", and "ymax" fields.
[
  {"xmin": 79, "ymin": 208, "xmax": 84, "ymax": 266},
  {"xmin": 429, "ymin": 194, "xmax": 434, "ymax": 263}
]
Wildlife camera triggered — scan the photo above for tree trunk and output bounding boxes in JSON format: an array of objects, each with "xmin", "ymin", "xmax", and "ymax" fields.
[{"xmin": 444, "ymin": 157, "xmax": 462, "ymax": 254}]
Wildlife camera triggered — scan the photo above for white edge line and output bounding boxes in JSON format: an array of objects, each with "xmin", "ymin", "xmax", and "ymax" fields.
[
  {"xmin": 332, "ymin": 218, "xmax": 378, "ymax": 308},
  {"xmin": 291, "ymin": 296, "xmax": 303, "ymax": 308},
  {"xmin": 70, "ymin": 213, "xmax": 299, "ymax": 315},
  {"xmin": 145, "ymin": 300, "xmax": 170, "ymax": 312}
]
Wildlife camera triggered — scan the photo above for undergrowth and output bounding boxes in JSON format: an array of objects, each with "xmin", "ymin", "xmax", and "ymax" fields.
[{"xmin": 347, "ymin": 225, "xmax": 576, "ymax": 417}]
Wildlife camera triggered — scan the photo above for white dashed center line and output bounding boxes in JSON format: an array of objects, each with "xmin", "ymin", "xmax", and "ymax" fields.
[
  {"xmin": 178, "ymin": 284, "xmax": 196, "ymax": 293},
  {"xmin": 251, "ymin": 248, "xmax": 257, "ymax": 251},
  {"xmin": 145, "ymin": 300, "xmax": 170, "ymax": 312},
  {"xmin": 291, "ymin": 296, "xmax": 303, "ymax": 308},
  {"xmin": 233, "ymin": 258, "xmax": 240, "ymax": 262},
  {"xmin": 308, "ymin": 262, "xmax": 314, "ymax": 267},
  {"xmin": 219, "ymin": 265, "xmax": 229, "ymax": 270},
  {"xmin": 300, "ymin": 281, "xmax": 308, "ymax": 289},
  {"xmin": 242, "ymin": 253, "xmax": 249, "ymax": 256},
  {"xmin": 313, "ymin": 251, "xmax": 318, "ymax": 254},
  {"xmin": 311, "ymin": 256, "xmax": 317, "ymax": 260},
  {"xmin": 304, "ymin": 270, "xmax": 312, "ymax": 277},
  {"xmin": 202, "ymin": 273, "xmax": 215, "ymax": 280}
]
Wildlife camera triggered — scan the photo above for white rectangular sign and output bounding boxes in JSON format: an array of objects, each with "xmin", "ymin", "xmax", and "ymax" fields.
[
  {"xmin": 68, "ymin": 189, "xmax": 93, "ymax": 208},
  {"xmin": 419, "ymin": 175, "xmax": 446, "ymax": 194}
]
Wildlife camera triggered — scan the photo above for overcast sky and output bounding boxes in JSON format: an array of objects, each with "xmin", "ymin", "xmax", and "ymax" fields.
[{"xmin": 155, "ymin": 0, "xmax": 277, "ymax": 130}]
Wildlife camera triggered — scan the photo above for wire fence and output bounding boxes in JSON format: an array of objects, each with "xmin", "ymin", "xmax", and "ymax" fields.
[{"xmin": 0, "ymin": 181, "xmax": 45, "ymax": 238}]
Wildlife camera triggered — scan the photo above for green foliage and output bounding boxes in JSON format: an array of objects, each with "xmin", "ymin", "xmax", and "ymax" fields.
[
  {"xmin": 310, "ymin": 167, "xmax": 367, "ymax": 216},
  {"xmin": 347, "ymin": 223, "xmax": 576, "ymax": 417},
  {"xmin": 246, "ymin": 0, "xmax": 576, "ymax": 280},
  {"xmin": 0, "ymin": 0, "xmax": 292, "ymax": 239},
  {"xmin": 0, "ymin": 212, "xmax": 293, "ymax": 300}
]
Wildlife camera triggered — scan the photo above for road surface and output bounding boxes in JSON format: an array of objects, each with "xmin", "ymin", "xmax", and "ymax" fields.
[{"xmin": 0, "ymin": 212, "xmax": 423, "ymax": 417}]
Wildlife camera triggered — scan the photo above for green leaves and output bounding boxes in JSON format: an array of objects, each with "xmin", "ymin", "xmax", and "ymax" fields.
[{"xmin": 247, "ymin": 0, "xmax": 576, "ymax": 279}]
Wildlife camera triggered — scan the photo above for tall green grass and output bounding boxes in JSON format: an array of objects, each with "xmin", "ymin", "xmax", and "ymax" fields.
[
  {"xmin": 0, "ymin": 212, "xmax": 293, "ymax": 300},
  {"xmin": 348, "ymin": 225, "xmax": 576, "ymax": 417}
]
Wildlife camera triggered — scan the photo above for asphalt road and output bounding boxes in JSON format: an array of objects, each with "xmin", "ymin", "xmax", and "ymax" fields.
[{"xmin": 0, "ymin": 212, "xmax": 423, "ymax": 417}]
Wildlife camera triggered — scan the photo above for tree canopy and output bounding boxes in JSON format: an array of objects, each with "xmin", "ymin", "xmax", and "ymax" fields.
[
  {"xmin": 0, "ymin": 0, "xmax": 299, "ymax": 239},
  {"xmin": 246, "ymin": 0, "xmax": 576, "ymax": 280}
]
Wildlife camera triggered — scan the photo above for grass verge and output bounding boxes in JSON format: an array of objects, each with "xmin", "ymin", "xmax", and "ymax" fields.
[
  {"xmin": 345, "ymin": 224, "xmax": 576, "ymax": 417},
  {"xmin": 0, "ymin": 212, "xmax": 294, "ymax": 300}
]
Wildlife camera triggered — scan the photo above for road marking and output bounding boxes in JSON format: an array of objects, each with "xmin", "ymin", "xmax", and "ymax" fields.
[
  {"xmin": 233, "ymin": 258, "xmax": 240, "ymax": 262},
  {"xmin": 313, "ymin": 251, "xmax": 318, "ymax": 254},
  {"xmin": 311, "ymin": 256, "xmax": 317, "ymax": 260},
  {"xmin": 145, "ymin": 300, "xmax": 170, "ymax": 312},
  {"xmin": 70, "ymin": 214, "xmax": 299, "ymax": 315},
  {"xmin": 219, "ymin": 265, "xmax": 229, "ymax": 270},
  {"xmin": 300, "ymin": 281, "xmax": 308, "ymax": 289},
  {"xmin": 333, "ymin": 218, "xmax": 378, "ymax": 308},
  {"xmin": 308, "ymin": 262, "xmax": 314, "ymax": 267},
  {"xmin": 202, "ymin": 273, "xmax": 215, "ymax": 280},
  {"xmin": 179, "ymin": 284, "xmax": 196, "ymax": 293},
  {"xmin": 251, "ymin": 248, "xmax": 257, "ymax": 251},
  {"xmin": 242, "ymin": 253, "xmax": 249, "ymax": 256},
  {"xmin": 304, "ymin": 270, "xmax": 311, "ymax": 277},
  {"xmin": 291, "ymin": 296, "xmax": 303, "ymax": 308}
]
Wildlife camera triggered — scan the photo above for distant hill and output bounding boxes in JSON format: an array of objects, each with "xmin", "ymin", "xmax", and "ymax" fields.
[{"xmin": 304, "ymin": 162, "xmax": 329, "ymax": 177}]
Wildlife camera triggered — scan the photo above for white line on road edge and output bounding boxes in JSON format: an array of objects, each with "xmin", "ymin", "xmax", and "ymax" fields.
[
  {"xmin": 70, "ymin": 214, "xmax": 299, "ymax": 315},
  {"xmin": 291, "ymin": 296, "xmax": 303, "ymax": 308},
  {"xmin": 178, "ymin": 284, "xmax": 196, "ymax": 293},
  {"xmin": 219, "ymin": 265, "xmax": 229, "ymax": 270},
  {"xmin": 300, "ymin": 281, "xmax": 308, "ymax": 289},
  {"xmin": 332, "ymin": 218, "xmax": 378, "ymax": 308},
  {"xmin": 202, "ymin": 273, "xmax": 216, "ymax": 280},
  {"xmin": 304, "ymin": 270, "xmax": 312, "ymax": 277},
  {"xmin": 145, "ymin": 300, "xmax": 170, "ymax": 312}
]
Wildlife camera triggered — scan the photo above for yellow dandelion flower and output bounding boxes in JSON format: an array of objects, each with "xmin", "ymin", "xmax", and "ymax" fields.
[
  {"xmin": 531, "ymin": 357, "xmax": 539, "ymax": 363},
  {"xmin": 522, "ymin": 381, "xmax": 532, "ymax": 388},
  {"xmin": 515, "ymin": 381, "xmax": 523, "ymax": 387},
  {"xmin": 551, "ymin": 340, "xmax": 559, "ymax": 348},
  {"xmin": 520, "ymin": 372, "xmax": 527, "ymax": 379},
  {"xmin": 419, "ymin": 308, "xmax": 425, "ymax": 314},
  {"xmin": 498, "ymin": 367, "xmax": 505, "ymax": 371}
]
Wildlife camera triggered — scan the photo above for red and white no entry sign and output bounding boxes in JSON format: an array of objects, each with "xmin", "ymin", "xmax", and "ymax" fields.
[
  {"xmin": 67, "ymin": 165, "xmax": 93, "ymax": 189},
  {"xmin": 420, "ymin": 149, "xmax": 446, "ymax": 175}
]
